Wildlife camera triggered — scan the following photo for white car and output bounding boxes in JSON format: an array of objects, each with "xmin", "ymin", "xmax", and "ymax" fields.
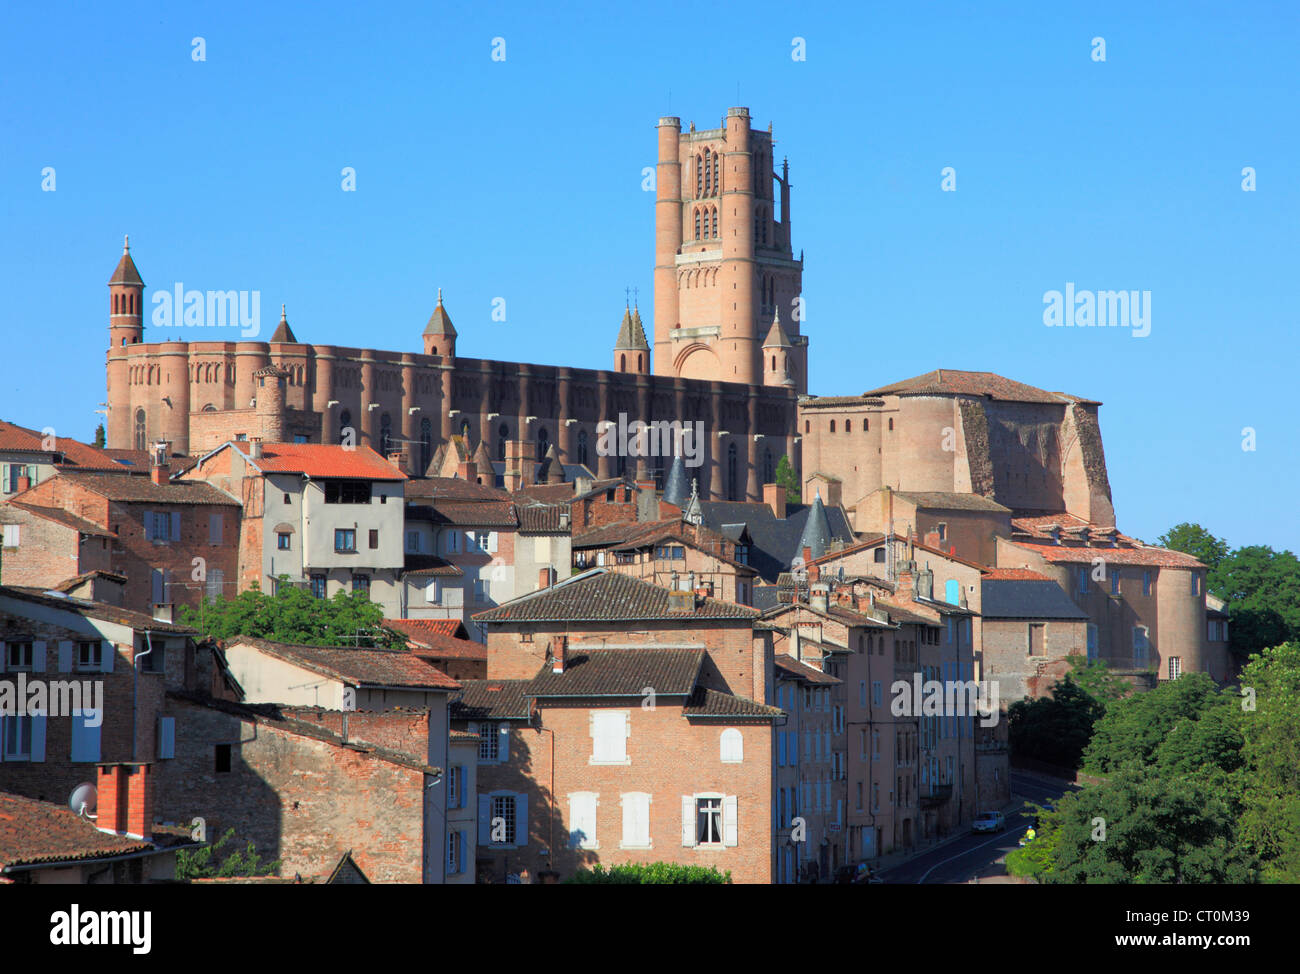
[{"xmin": 971, "ymin": 811, "xmax": 1005, "ymax": 834}]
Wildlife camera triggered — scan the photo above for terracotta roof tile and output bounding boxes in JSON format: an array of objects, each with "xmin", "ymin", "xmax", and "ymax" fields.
[
  {"xmin": 233, "ymin": 443, "xmax": 405, "ymax": 481},
  {"xmin": 773, "ymin": 654, "xmax": 841, "ymax": 685},
  {"xmin": 4, "ymin": 502, "xmax": 114, "ymax": 538},
  {"xmin": 450, "ymin": 680, "xmax": 532, "ymax": 720},
  {"xmin": 1008, "ymin": 541, "xmax": 1205, "ymax": 569},
  {"xmin": 473, "ymin": 569, "xmax": 759, "ymax": 623},
  {"xmin": 404, "ymin": 477, "xmax": 509, "ymax": 501},
  {"xmin": 515, "ymin": 504, "xmax": 571, "ymax": 534},
  {"xmin": 226, "ymin": 636, "xmax": 460, "ymax": 690},
  {"xmin": 0, "ymin": 792, "xmax": 154, "ymax": 868},
  {"xmin": 861, "ymin": 369, "xmax": 1097, "ymax": 405},
  {"xmin": 524, "ymin": 648, "xmax": 704, "ymax": 698},
  {"xmin": 682, "ymin": 687, "xmax": 785, "ymax": 719},
  {"xmin": 383, "ymin": 618, "xmax": 469, "ymax": 640},
  {"xmin": 0, "ymin": 420, "xmax": 125, "ymax": 471},
  {"xmin": 42, "ymin": 470, "xmax": 238, "ymax": 506},
  {"xmin": 0, "ymin": 585, "xmax": 197, "ymax": 633}
]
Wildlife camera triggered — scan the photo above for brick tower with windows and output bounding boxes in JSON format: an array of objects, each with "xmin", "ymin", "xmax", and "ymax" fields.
[{"xmin": 654, "ymin": 108, "xmax": 806, "ymax": 391}]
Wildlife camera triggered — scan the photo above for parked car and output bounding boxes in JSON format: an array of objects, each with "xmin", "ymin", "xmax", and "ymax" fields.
[{"xmin": 971, "ymin": 811, "xmax": 1005, "ymax": 834}]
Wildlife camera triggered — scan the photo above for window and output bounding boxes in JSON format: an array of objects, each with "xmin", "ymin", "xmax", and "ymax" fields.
[
  {"xmin": 1133, "ymin": 626, "xmax": 1150, "ymax": 662},
  {"xmin": 621, "ymin": 792, "xmax": 652, "ymax": 849},
  {"xmin": 1, "ymin": 524, "xmax": 19, "ymax": 546},
  {"xmin": 448, "ymin": 765, "xmax": 462, "ymax": 809},
  {"xmin": 872, "ymin": 681, "xmax": 883, "ymax": 706},
  {"xmin": 1077, "ymin": 567, "xmax": 1089, "ymax": 594},
  {"xmin": 283, "ymin": 493, "xmax": 292, "ymax": 504},
  {"xmin": 1086, "ymin": 623, "xmax": 1098, "ymax": 660},
  {"xmin": 323, "ymin": 480, "xmax": 371, "ymax": 504},
  {"xmin": 1111, "ymin": 570, "xmax": 1120, "ymax": 596},
  {"xmin": 3, "ymin": 715, "xmax": 35, "ymax": 760},
  {"xmin": 335, "ymin": 528, "xmax": 357, "ymax": 553},
  {"xmin": 406, "ymin": 530, "xmax": 420, "ymax": 553},
  {"xmin": 720, "ymin": 728, "xmax": 743, "ymax": 763},
  {"xmin": 1191, "ymin": 574, "xmax": 1200, "ymax": 596},
  {"xmin": 310, "ymin": 574, "xmax": 327, "ymax": 599},
  {"xmin": 337, "ymin": 409, "xmax": 352, "ymax": 445},
  {"xmin": 71, "ymin": 710, "xmax": 102, "ymax": 762},
  {"xmin": 380, "ymin": 413, "xmax": 392, "ymax": 455},
  {"xmin": 215, "ymin": 743, "xmax": 232, "ymax": 773},
  {"xmin": 419, "ymin": 417, "xmax": 433, "ymax": 474},
  {"xmin": 351, "ymin": 574, "xmax": 370, "ymax": 596},
  {"xmin": 1168, "ymin": 656, "xmax": 1182, "ymax": 680},
  {"xmin": 77, "ymin": 641, "xmax": 102, "ymax": 671},
  {"xmin": 697, "ymin": 797, "xmax": 723, "ymax": 845},
  {"xmin": 140, "ymin": 642, "xmax": 164, "ymax": 673},
  {"xmin": 490, "ymin": 794, "xmax": 518, "ymax": 845},
  {"xmin": 134, "ymin": 409, "xmax": 147, "ymax": 451},
  {"xmin": 874, "ymin": 547, "xmax": 886, "ymax": 563},
  {"xmin": 446, "ymin": 530, "xmax": 462, "ymax": 554},
  {"xmin": 1028, "ymin": 623, "xmax": 1045, "ymax": 655},
  {"xmin": 446, "ymin": 830, "xmax": 463, "ymax": 874},
  {"xmin": 937, "ymin": 522, "xmax": 947, "ymax": 544},
  {"xmin": 205, "ymin": 569, "xmax": 224, "ymax": 601},
  {"xmin": 475, "ymin": 722, "xmax": 506, "ymax": 763},
  {"xmin": 1142, "ymin": 571, "xmax": 1152, "ymax": 596},
  {"xmin": 591, "ymin": 711, "xmax": 629, "ymax": 764},
  {"xmin": 473, "ymin": 578, "xmax": 491, "ymax": 603},
  {"xmin": 476, "ymin": 532, "xmax": 491, "ymax": 552},
  {"xmin": 5, "ymin": 641, "xmax": 33, "ymax": 671},
  {"xmin": 568, "ymin": 792, "xmax": 599, "ymax": 850},
  {"xmin": 368, "ymin": 529, "xmax": 379, "ymax": 549},
  {"xmin": 277, "ymin": 532, "xmax": 291, "ymax": 550},
  {"xmin": 209, "ymin": 513, "xmax": 223, "ymax": 544}
]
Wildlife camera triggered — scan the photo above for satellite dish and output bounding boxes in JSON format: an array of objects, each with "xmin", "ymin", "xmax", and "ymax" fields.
[{"xmin": 69, "ymin": 782, "xmax": 97, "ymax": 816}]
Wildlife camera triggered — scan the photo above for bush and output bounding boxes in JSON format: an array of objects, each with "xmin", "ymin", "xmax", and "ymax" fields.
[{"xmin": 563, "ymin": 862, "xmax": 731, "ymax": 884}]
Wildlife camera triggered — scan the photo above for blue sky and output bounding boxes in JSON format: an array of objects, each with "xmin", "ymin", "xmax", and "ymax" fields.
[{"xmin": 2, "ymin": 0, "xmax": 1295, "ymax": 551}]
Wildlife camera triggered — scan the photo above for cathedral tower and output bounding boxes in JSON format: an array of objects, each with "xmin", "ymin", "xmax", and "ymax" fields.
[{"xmin": 653, "ymin": 108, "xmax": 806, "ymax": 392}]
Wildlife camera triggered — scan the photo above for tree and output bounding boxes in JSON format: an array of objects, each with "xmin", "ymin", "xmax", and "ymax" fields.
[
  {"xmin": 774, "ymin": 454, "xmax": 800, "ymax": 504},
  {"xmin": 92, "ymin": 423, "xmax": 106, "ymax": 449},
  {"xmin": 177, "ymin": 827, "xmax": 281, "ymax": 880},
  {"xmin": 178, "ymin": 578, "xmax": 407, "ymax": 649},
  {"xmin": 1215, "ymin": 546, "xmax": 1300, "ymax": 657},
  {"xmin": 1007, "ymin": 655, "xmax": 1125, "ymax": 770},
  {"xmin": 1157, "ymin": 522, "xmax": 1228, "ymax": 584},
  {"xmin": 563, "ymin": 862, "xmax": 731, "ymax": 884},
  {"xmin": 1237, "ymin": 642, "xmax": 1300, "ymax": 883}
]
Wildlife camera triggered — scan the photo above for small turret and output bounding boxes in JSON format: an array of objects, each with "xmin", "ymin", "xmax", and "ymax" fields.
[
  {"xmin": 614, "ymin": 302, "xmax": 650, "ymax": 374},
  {"xmin": 108, "ymin": 235, "xmax": 145, "ymax": 348},
  {"xmin": 423, "ymin": 288, "xmax": 457, "ymax": 357},
  {"xmin": 270, "ymin": 304, "xmax": 298, "ymax": 343},
  {"xmin": 762, "ymin": 308, "xmax": 794, "ymax": 388}
]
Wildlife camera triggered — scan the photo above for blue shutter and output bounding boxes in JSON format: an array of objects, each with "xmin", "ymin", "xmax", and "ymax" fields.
[
  {"xmin": 170, "ymin": 512, "xmax": 181, "ymax": 541},
  {"xmin": 515, "ymin": 793, "xmax": 528, "ymax": 846},
  {"xmin": 777, "ymin": 731, "xmax": 787, "ymax": 766},
  {"xmin": 477, "ymin": 795, "xmax": 491, "ymax": 844},
  {"xmin": 945, "ymin": 579, "xmax": 959, "ymax": 604}
]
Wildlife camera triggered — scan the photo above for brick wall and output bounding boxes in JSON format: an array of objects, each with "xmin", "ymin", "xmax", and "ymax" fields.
[{"xmin": 0, "ymin": 509, "xmax": 113, "ymax": 589}]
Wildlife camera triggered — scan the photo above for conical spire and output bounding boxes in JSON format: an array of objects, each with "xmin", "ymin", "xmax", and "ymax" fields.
[
  {"xmin": 663, "ymin": 453, "xmax": 689, "ymax": 508},
  {"xmin": 108, "ymin": 234, "xmax": 144, "ymax": 287},
  {"xmin": 544, "ymin": 443, "xmax": 564, "ymax": 484},
  {"xmin": 796, "ymin": 490, "xmax": 831, "ymax": 561},
  {"xmin": 683, "ymin": 478, "xmax": 703, "ymax": 526},
  {"xmin": 614, "ymin": 301, "xmax": 649, "ymax": 350},
  {"xmin": 472, "ymin": 436, "xmax": 493, "ymax": 474},
  {"xmin": 424, "ymin": 288, "xmax": 457, "ymax": 337},
  {"xmin": 271, "ymin": 304, "xmax": 298, "ymax": 343},
  {"xmin": 762, "ymin": 307, "xmax": 791, "ymax": 349}
]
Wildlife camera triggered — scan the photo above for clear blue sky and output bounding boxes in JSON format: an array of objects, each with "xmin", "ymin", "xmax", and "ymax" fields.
[{"xmin": 2, "ymin": 1, "xmax": 1295, "ymax": 551}]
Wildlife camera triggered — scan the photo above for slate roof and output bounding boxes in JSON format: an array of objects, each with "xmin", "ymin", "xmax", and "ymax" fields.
[
  {"xmin": 450, "ymin": 680, "xmax": 532, "ymax": 720},
  {"xmin": 981, "ymin": 579, "xmax": 1090, "ymax": 620},
  {"xmin": 473, "ymin": 569, "xmax": 760, "ymax": 623},
  {"xmin": 696, "ymin": 499, "xmax": 855, "ymax": 583},
  {"xmin": 226, "ymin": 636, "xmax": 460, "ymax": 691},
  {"xmin": 0, "ymin": 792, "xmax": 154, "ymax": 868},
  {"xmin": 613, "ymin": 305, "xmax": 649, "ymax": 350},
  {"xmin": 524, "ymin": 648, "xmax": 705, "ymax": 698},
  {"xmin": 423, "ymin": 290, "xmax": 457, "ymax": 337},
  {"xmin": 861, "ymin": 369, "xmax": 1097, "ymax": 406},
  {"xmin": 796, "ymin": 493, "xmax": 832, "ymax": 560},
  {"xmin": 107, "ymin": 237, "xmax": 144, "ymax": 286},
  {"xmin": 269, "ymin": 305, "xmax": 298, "ymax": 343},
  {"xmin": 682, "ymin": 687, "xmax": 785, "ymax": 719}
]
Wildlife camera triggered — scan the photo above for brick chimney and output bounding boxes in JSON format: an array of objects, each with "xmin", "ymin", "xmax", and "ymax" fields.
[
  {"xmin": 538, "ymin": 566, "xmax": 555, "ymax": 590},
  {"xmin": 456, "ymin": 458, "xmax": 478, "ymax": 481},
  {"xmin": 150, "ymin": 440, "xmax": 170, "ymax": 485},
  {"xmin": 552, "ymin": 636, "xmax": 568, "ymax": 674},
  {"xmin": 809, "ymin": 580, "xmax": 830, "ymax": 614},
  {"xmin": 248, "ymin": 436, "xmax": 264, "ymax": 460},
  {"xmin": 763, "ymin": 483, "xmax": 786, "ymax": 520},
  {"xmin": 896, "ymin": 563, "xmax": 916, "ymax": 602},
  {"xmin": 96, "ymin": 762, "xmax": 153, "ymax": 840},
  {"xmin": 387, "ymin": 449, "xmax": 409, "ymax": 473}
]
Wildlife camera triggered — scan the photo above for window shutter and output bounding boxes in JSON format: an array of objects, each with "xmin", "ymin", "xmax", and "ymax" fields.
[
  {"xmin": 497, "ymin": 723, "xmax": 510, "ymax": 762},
  {"xmin": 515, "ymin": 793, "xmax": 528, "ymax": 846},
  {"xmin": 459, "ymin": 829, "xmax": 470, "ymax": 872},
  {"xmin": 170, "ymin": 512, "xmax": 181, "ymax": 541},
  {"xmin": 158, "ymin": 716, "xmax": 176, "ymax": 759},
  {"xmin": 31, "ymin": 641, "xmax": 46, "ymax": 673},
  {"xmin": 100, "ymin": 640, "xmax": 115, "ymax": 673},
  {"xmin": 777, "ymin": 732, "xmax": 786, "ymax": 766},
  {"xmin": 621, "ymin": 795, "xmax": 636, "ymax": 847},
  {"xmin": 58, "ymin": 641, "xmax": 74, "ymax": 673},
  {"xmin": 143, "ymin": 509, "xmax": 152, "ymax": 540},
  {"xmin": 151, "ymin": 570, "xmax": 164, "ymax": 605},
  {"xmin": 723, "ymin": 795, "xmax": 738, "ymax": 846},
  {"xmin": 210, "ymin": 513, "xmax": 223, "ymax": 544},
  {"xmin": 31, "ymin": 712, "xmax": 46, "ymax": 763},
  {"xmin": 681, "ymin": 796, "xmax": 696, "ymax": 847},
  {"xmin": 72, "ymin": 711, "xmax": 102, "ymax": 762},
  {"xmin": 477, "ymin": 795, "xmax": 491, "ymax": 844},
  {"xmin": 488, "ymin": 531, "xmax": 498, "ymax": 553},
  {"xmin": 0, "ymin": 715, "xmax": 6, "ymax": 760}
]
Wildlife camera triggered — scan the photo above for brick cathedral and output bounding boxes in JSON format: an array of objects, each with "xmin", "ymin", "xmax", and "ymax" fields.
[{"xmin": 105, "ymin": 107, "xmax": 805, "ymax": 501}]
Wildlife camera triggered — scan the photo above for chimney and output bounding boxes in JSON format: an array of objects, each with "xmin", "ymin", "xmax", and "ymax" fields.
[
  {"xmin": 150, "ymin": 440, "xmax": 171, "ymax": 485},
  {"xmin": 916, "ymin": 564, "xmax": 934, "ymax": 601},
  {"xmin": 552, "ymin": 636, "xmax": 568, "ymax": 674},
  {"xmin": 896, "ymin": 564, "xmax": 916, "ymax": 602},
  {"xmin": 456, "ymin": 458, "xmax": 478, "ymax": 481},
  {"xmin": 96, "ymin": 763, "xmax": 152, "ymax": 840},
  {"xmin": 923, "ymin": 530, "xmax": 941, "ymax": 549},
  {"xmin": 248, "ymin": 436, "xmax": 264, "ymax": 460},
  {"xmin": 387, "ymin": 449, "xmax": 409, "ymax": 472},
  {"xmin": 808, "ymin": 561, "xmax": 821, "ymax": 583},
  {"xmin": 809, "ymin": 580, "xmax": 830, "ymax": 614},
  {"xmin": 538, "ymin": 566, "xmax": 555, "ymax": 590},
  {"xmin": 574, "ymin": 475, "xmax": 592, "ymax": 497},
  {"xmin": 763, "ymin": 483, "xmax": 786, "ymax": 520},
  {"xmin": 152, "ymin": 603, "xmax": 174, "ymax": 623}
]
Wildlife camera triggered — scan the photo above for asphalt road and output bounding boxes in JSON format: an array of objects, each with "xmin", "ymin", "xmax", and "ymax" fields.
[{"xmin": 878, "ymin": 771, "xmax": 1075, "ymax": 884}]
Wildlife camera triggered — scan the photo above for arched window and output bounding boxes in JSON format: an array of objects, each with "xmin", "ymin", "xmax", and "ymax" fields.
[
  {"xmin": 498, "ymin": 422, "xmax": 509, "ymax": 461},
  {"xmin": 202, "ymin": 404, "xmax": 216, "ymax": 412},
  {"xmin": 829, "ymin": 420, "xmax": 836, "ymax": 433},
  {"xmin": 696, "ymin": 154, "xmax": 703, "ymax": 196},
  {"xmin": 380, "ymin": 413, "xmax": 393, "ymax": 454},
  {"xmin": 704, "ymin": 150, "xmax": 712, "ymax": 195},
  {"xmin": 694, "ymin": 209, "xmax": 701, "ymax": 239},
  {"xmin": 720, "ymin": 728, "xmax": 743, "ymax": 764},
  {"xmin": 805, "ymin": 420, "xmax": 810, "ymax": 433},
  {"xmin": 536, "ymin": 427, "xmax": 549, "ymax": 461},
  {"xmin": 763, "ymin": 449, "xmax": 773, "ymax": 484},
  {"xmin": 727, "ymin": 442, "xmax": 738, "ymax": 501},
  {"xmin": 771, "ymin": 356, "xmax": 776, "ymax": 371},
  {"xmin": 637, "ymin": 353, "xmax": 643, "ymax": 371},
  {"xmin": 338, "ymin": 409, "xmax": 352, "ymax": 445},
  {"xmin": 703, "ymin": 209, "xmax": 710, "ymax": 239},
  {"xmin": 620, "ymin": 354, "xmax": 626, "ymax": 372},
  {"xmin": 712, "ymin": 152, "xmax": 719, "ymax": 193},
  {"xmin": 419, "ymin": 417, "xmax": 432, "ymax": 473},
  {"xmin": 864, "ymin": 419, "xmax": 869, "ymax": 432},
  {"xmin": 711, "ymin": 206, "xmax": 718, "ymax": 237},
  {"xmin": 888, "ymin": 418, "xmax": 894, "ymax": 431},
  {"xmin": 577, "ymin": 429, "xmax": 589, "ymax": 467},
  {"xmin": 845, "ymin": 420, "xmax": 851, "ymax": 433},
  {"xmin": 133, "ymin": 409, "xmax": 146, "ymax": 451}
]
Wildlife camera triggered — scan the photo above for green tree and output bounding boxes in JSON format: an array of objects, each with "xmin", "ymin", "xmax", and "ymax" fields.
[
  {"xmin": 1237, "ymin": 642, "xmax": 1300, "ymax": 883},
  {"xmin": 178, "ymin": 578, "xmax": 407, "ymax": 648},
  {"xmin": 1007, "ymin": 655, "xmax": 1125, "ymax": 770},
  {"xmin": 177, "ymin": 827, "xmax": 281, "ymax": 880},
  {"xmin": 563, "ymin": 862, "xmax": 731, "ymax": 884},
  {"xmin": 774, "ymin": 454, "xmax": 800, "ymax": 504},
  {"xmin": 1215, "ymin": 546, "xmax": 1300, "ymax": 657},
  {"xmin": 1157, "ymin": 522, "xmax": 1228, "ymax": 584},
  {"xmin": 92, "ymin": 423, "xmax": 106, "ymax": 449}
]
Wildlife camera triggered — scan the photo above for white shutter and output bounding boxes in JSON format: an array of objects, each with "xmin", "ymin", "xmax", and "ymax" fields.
[
  {"xmin": 681, "ymin": 796, "xmax": 696, "ymax": 847},
  {"xmin": 30, "ymin": 712, "xmax": 46, "ymax": 763},
  {"xmin": 568, "ymin": 793, "xmax": 598, "ymax": 850},
  {"xmin": 100, "ymin": 640, "xmax": 114, "ymax": 673},
  {"xmin": 515, "ymin": 793, "xmax": 528, "ymax": 846},
  {"xmin": 720, "ymin": 727, "xmax": 743, "ymax": 764},
  {"xmin": 170, "ymin": 512, "xmax": 182, "ymax": 541},
  {"xmin": 58, "ymin": 641, "xmax": 74, "ymax": 673},
  {"xmin": 31, "ymin": 641, "xmax": 46, "ymax": 673},
  {"xmin": 477, "ymin": 795, "xmax": 491, "ymax": 844},
  {"xmin": 723, "ymin": 795, "xmax": 738, "ymax": 847},
  {"xmin": 72, "ymin": 711, "xmax": 102, "ymax": 762},
  {"xmin": 158, "ymin": 716, "xmax": 176, "ymax": 759},
  {"xmin": 488, "ymin": 531, "xmax": 498, "ymax": 553},
  {"xmin": 497, "ymin": 723, "xmax": 510, "ymax": 762}
]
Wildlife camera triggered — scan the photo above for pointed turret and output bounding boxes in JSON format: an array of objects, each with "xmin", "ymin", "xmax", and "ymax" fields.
[
  {"xmin": 663, "ymin": 453, "xmax": 689, "ymax": 508},
  {"xmin": 796, "ymin": 491, "xmax": 832, "ymax": 561},
  {"xmin": 614, "ymin": 302, "xmax": 650, "ymax": 373},
  {"xmin": 762, "ymin": 308, "xmax": 794, "ymax": 388},
  {"xmin": 472, "ymin": 437, "xmax": 494, "ymax": 483},
  {"xmin": 270, "ymin": 304, "xmax": 298, "ymax": 343},
  {"xmin": 108, "ymin": 235, "xmax": 145, "ymax": 348},
  {"xmin": 544, "ymin": 443, "xmax": 565, "ymax": 484},
  {"xmin": 683, "ymin": 478, "xmax": 703, "ymax": 526},
  {"xmin": 108, "ymin": 234, "xmax": 144, "ymax": 287},
  {"xmin": 423, "ymin": 288, "xmax": 457, "ymax": 357}
]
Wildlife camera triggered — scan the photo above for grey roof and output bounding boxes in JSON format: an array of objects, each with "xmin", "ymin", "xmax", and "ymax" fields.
[
  {"xmin": 614, "ymin": 305, "xmax": 649, "ymax": 351},
  {"xmin": 270, "ymin": 305, "xmax": 297, "ymax": 343},
  {"xmin": 662, "ymin": 454, "xmax": 688, "ymax": 508},
  {"xmin": 524, "ymin": 648, "xmax": 704, "ymax": 698},
  {"xmin": 796, "ymin": 492, "xmax": 832, "ymax": 561},
  {"xmin": 697, "ymin": 497, "xmax": 855, "ymax": 583},
  {"xmin": 981, "ymin": 579, "xmax": 1089, "ymax": 620},
  {"xmin": 423, "ymin": 290, "xmax": 457, "ymax": 337},
  {"xmin": 887, "ymin": 490, "xmax": 1011, "ymax": 514}
]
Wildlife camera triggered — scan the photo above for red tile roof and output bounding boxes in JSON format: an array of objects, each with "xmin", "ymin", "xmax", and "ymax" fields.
[
  {"xmin": 226, "ymin": 637, "xmax": 461, "ymax": 690},
  {"xmin": 860, "ymin": 370, "xmax": 1098, "ymax": 406},
  {"xmin": 1008, "ymin": 541, "xmax": 1205, "ymax": 569},
  {"xmin": 0, "ymin": 420, "xmax": 124, "ymax": 471},
  {"xmin": 235, "ymin": 443, "xmax": 406, "ymax": 481},
  {"xmin": 473, "ymin": 569, "xmax": 760, "ymax": 623},
  {"xmin": 0, "ymin": 792, "xmax": 154, "ymax": 868},
  {"xmin": 40, "ymin": 470, "xmax": 238, "ymax": 506},
  {"xmin": 384, "ymin": 618, "xmax": 469, "ymax": 640},
  {"xmin": 981, "ymin": 567, "xmax": 1054, "ymax": 581},
  {"xmin": 773, "ymin": 654, "xmax": 841, "ymax": 685},
  {"xmin": 404, "ymin": 477, "xmax": 509, "ymax": 501},
  {"xmin": 4, "ymin": 502, "xmax": 115, "ymax": 539},
  {"xmin": 682, "ymin": 687, "xmax": 785, "ymax": 719},
  {"xmin": 524, "ymin": 648, "xmax": 705, "ymax": 698},
  {"xmin": 383, "ymin": 620, "xmax": 485, "ymax": 661}
]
